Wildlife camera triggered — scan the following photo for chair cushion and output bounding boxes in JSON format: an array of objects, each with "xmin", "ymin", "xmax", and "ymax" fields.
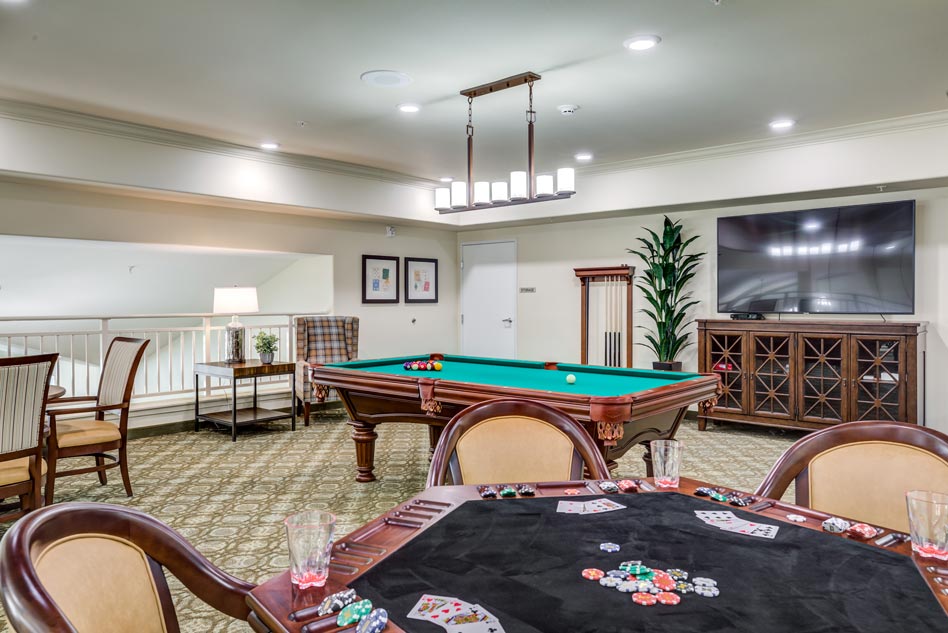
[
  {"xmin": 35, "ymin": 534, "xmax": 168, "ymax": 633},
  {"xmin": 0, "ymin": 457, "xmax": 47, "ymax": 486},
  {"xmin": 56, "ymin": 419, "xmax": 122, "ymax": 448}
]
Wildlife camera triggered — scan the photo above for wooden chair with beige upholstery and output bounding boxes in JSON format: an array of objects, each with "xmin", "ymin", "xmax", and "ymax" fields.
[
  {"xmin": 0, "ymin": 502, "xmax": 255, "ymax": 633},
  {"xmin": 755, "ymin": 420, "xmax": 948, "ymax": 532},
  {"xmin": 45, "ymin": 337, "xmax": 148, "ymax": 504},
  {"xmin": 426, "ymin": 398, "xmax": 611, "ymax": 487},
  {"xmin": 0, "ymin": 353, "xmax": 58, "ymax": 522},
  {"xmin": 294, "ymin": 316, "xmax": 359, "ymax": 424}
]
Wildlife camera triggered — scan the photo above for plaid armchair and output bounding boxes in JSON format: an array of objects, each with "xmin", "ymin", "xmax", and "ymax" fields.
[{"xmin": 295, "ymin": 316, "xmax": 359, "ymax": 424}]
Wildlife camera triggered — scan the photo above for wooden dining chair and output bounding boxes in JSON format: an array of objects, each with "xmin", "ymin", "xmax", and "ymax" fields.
[
  {"xmin": 0, "ymin": 502, "xmax": 255, "ymax": 633},
  {"xmin": 755, "ymin": 420, "xmax": 948, "ymax": 531},
  {"xmin": 44, "ymin": 337, "xmax": 148, "ymax": 504},
  {"xmin": 426, "ymin": 398, "xmax": 611, "ymax": 487},
  {"xmin": 0, "ymin": 353, "xmax": 58, "ymax": 522}
]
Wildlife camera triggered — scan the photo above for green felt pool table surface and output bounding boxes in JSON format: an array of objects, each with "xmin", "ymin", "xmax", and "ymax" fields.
[{"xmin": 326, "ymin": 354, "xmax": 702, "ymax": 398}]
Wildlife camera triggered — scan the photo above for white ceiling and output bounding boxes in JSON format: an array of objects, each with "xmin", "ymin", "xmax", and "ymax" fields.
[{"xmin": 1, "ymin": 0, "xmax": 947, "ymax": 183}]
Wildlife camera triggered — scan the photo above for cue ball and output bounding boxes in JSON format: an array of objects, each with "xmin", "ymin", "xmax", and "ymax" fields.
[{"xmin": 566, "ymin": 374, "xmax": 576, "ymax": 384}]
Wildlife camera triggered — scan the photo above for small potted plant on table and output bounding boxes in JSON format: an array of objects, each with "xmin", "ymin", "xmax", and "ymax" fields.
[
  {"xmin": 628, "ymin": 215, "xmax": 705, "ymax": 371},
  {"xmin": 254, "ymin": 331, "xmax": 279, "ymax": 365}
]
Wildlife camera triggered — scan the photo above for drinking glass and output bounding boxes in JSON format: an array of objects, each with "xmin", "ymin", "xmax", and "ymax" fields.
[
  {"xmin": 650, "ymin": 439, "xmax": 682, "ymax": 488},
  {"xmin": 906, "ymin": 490, "xmax": 948, "ymax": 560},
  {"xmin": 284, "ymin": 510, "xmax": 336, "ymax": 588}
]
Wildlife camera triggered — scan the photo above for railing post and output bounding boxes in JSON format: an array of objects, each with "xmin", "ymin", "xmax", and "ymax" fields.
[{"xmin": 203, "ymin": 316, "xmax": 212, "ymax": 397}]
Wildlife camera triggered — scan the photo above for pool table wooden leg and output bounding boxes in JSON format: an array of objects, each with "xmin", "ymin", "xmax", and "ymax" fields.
[{"xmin": 349, "ymin": 420, "xmax": 378, "ymax": 483}]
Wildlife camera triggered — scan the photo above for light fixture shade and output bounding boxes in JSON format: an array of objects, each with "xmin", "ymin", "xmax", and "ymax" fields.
[
  {"xmin": 213, "ymin": 287, "xmax": 259, "ymax": 314},
  {"xmin": 491, "ymin": 181, "xmax": 509, "ymax": 202},
  {"xmin": 536, "ymin": 174, "xmax": 554, "ymax": 197},
  {"xmin": 434, "ymin": 187, "xmax": 451, "ymax": 210},
  {"xmin": 510, "ymin": 171, "xmax": 528, "ymax": 200},
  {"xmin": 556, "ymin": 168, "xmax": 575, "ymax": 194},
  {"xmin": 473, "ymin": 181, "xmax": 490, "ymax": 206},
  {"xmin": 450, "ymin": 181, "xmax": 468, "ymax": 208}
]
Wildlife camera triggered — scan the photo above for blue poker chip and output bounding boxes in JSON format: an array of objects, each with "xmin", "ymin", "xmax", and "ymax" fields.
[
  {"xmin": 695, "ymin": 585, "xmax": 720, "ymax": 598},
  {"xmin": 355, "ymin": 608, "xmax": 389, "ymax": 633},
  {"xmin": 692, "ymin": 577, "xmax": 717, "ymax": 587},
  {"xmin": 606, "ymin": 569, "xmax": 629, "ymax": 578},
  {"xmin": 600, "ymin": 542, "xmax": 621, "ymax": 552}
]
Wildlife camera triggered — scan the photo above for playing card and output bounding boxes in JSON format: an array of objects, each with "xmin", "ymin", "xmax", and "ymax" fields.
[
  {"xmin": 407, "ymin": 595, "xmax": 471, "ymax": 623},
  {"xmin": 723, "ymin": 522, "xmax": 779, "ymax": 538},
  {"xmin": 556, "ymin": 500, "xmax": 586, "ymax": 514},
  {"xmin": 584, "ymin": 499, "xmax": 626, "ymax": 514},
  {"xmin": 446, "ymin": 605, "xmax": 505, "ymax": 633},
  {"xmin": 694, "ymin": 510, "xmax": 737, "ymax": 524}
]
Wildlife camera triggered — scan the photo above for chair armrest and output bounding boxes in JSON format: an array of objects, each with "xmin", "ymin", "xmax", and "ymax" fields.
[
  {"xmin": 47, "ymin": 403, "xmax": 128, "ymax": 418},
  {"xmin": 46, "ymin": 396, "xmax": 97, "ymax": 406}
]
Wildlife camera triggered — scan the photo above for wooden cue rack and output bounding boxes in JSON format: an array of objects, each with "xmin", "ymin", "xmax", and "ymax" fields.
[{"xmin": 574, "ymin": 265, "xmax": 635, "ymax": 367}]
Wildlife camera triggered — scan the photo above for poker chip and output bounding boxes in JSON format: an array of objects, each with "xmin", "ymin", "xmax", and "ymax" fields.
[
  {"xmin": 516, "ymin": 484, "xmax": 536, "ymax": 496},
  {"xmin": 337, "ymin": 600, "xmax": 373, "ymax": 626},
  {"xmin": 692, "ymin": 577, "xmax": 717, "ymax": 587},
  {"xmin": 694, "ymin": 487, "xmax": 714, "ymax": 497},
  {"xmin": 581, "ymin": 568, "xmax": 605, "ymax": 580},
  {"xmin": 846, "ymin": 523, "xmax": 879, "ymax": 539},
  {"xmin": 598, "ymin": 481, "xmax": 619, "ymax": 493},
  {"xmin": 822, "ymin": 517, "xmax": 851, "ymax": 533},
  {"xmin": 606, "ymin": 569, "xmax": 630, "ymax": 578},
  {"xmin": 632, "ymin": 592, "xmax": 657, "ymax": 606},
  {"xmin": 674, "ymin": 581, "xmax": 695, "ymax": 593},
  {"xmin": 656, "ymin": 591, "xmax": 681, "ymax": 605},
  {"xmin": 666, "ymin": 568, "xmax": 688, "ymax": 580},
  {"xmin": 618, "ymin": 560, "xmax": 642, "ymax": 571},
  {"xmin": 616, "ymin": 581, "xmax": 638, "ymax": 593},
  {"xmin": 355, "ymin": 608, "xmax": 388, "ymax": 633},
  {"xmin": 652, "ymin": 576, "xmax": 676, "ymax": 591},
  {"xmin": 695, "ymin": 585, "xmax": 721, "ymax": 598},
  {"xmin": 616, "ymin": 479, "xmax": 638, "ymax": 492},
  {"xmin": 729, "ymin": 496, "xmax": 752, "ymax": 507},
  {"xmin": 635, "ymin": 570, "xmax": 656, "ymax": 581},
  {"xmin": 316, "ymin": 588, "xmax": 358, "ymax": 616},
  {"xmin": 499, "ymin": 486, "xmax": 517, "ymax": 498},
  {"xmin": 786, "ymin": 514, "xmax": 807, "ymax": 523},
  {"xmin": 626, "ymin": 564, "xmax": 650, "ymax": 576},
  {"xmin": 564, "ymin": 488, "xmax": 581, "ymax": 496},
  {"xmin": 648, "ymin": 585, "xmax": 663, "ymax": 594},
  {"xmin": 599, "ymin": 576, "xmax": 623, "ymax": 588},
  {"xmin": 631, "ymin": 580, "xmax": 654, "ymax": 593},
  {"xmin": 709, "ymin": 492, "xmax": 729, "ymax": 502},
  {"xmin": 600, "ymin": 542, "xmax": 621, "ymax": 553}
]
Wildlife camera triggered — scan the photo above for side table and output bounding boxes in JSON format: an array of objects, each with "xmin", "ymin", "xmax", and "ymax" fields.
[{"xmin": 194, "ymin": 360, "xmax": 296, "ymax": 441}]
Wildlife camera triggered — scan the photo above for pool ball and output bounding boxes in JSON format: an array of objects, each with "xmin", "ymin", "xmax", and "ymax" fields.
[
  {"xmin": 433, "ymin": 361, "xmax": 443, "ymax": 371},
  {"xmin": 410, "ymin": 362, "xmax": 419, "ymax": 370},
  {"xmin": 566, "ymin": 374, "xmax": 576, "ymax": 384}
]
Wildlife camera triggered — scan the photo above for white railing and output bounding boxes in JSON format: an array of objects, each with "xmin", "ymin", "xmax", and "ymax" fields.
[{"xmin": 0, "ymin": 313, "xmax": 324, "ymax": 400}]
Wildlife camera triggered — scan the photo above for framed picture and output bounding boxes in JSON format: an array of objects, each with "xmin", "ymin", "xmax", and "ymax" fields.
[
  {"xmin": 405, "ymin": 257, "xmax": 438, "ymax": 304},
  {"xmin": 362, "ymin": 255, "xmax": 400, "ymax": 304}
]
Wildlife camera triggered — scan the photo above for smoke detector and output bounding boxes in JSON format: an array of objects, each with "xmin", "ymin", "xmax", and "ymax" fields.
[{"xmin": 558, "ymin": 104, "xmax": 581, "ymax": 116}]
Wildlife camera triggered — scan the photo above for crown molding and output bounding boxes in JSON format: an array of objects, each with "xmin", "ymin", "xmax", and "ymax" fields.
[
  {"xmin": 580, "ymin": 109, "xmax": 948, "ymax": 176},
  {"xmin": 0, "ymin": 98, "xmax": 436, "ymax": 189}
]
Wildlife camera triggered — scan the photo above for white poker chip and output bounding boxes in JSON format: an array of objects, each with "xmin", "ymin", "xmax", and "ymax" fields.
[
  {"xmin": 600, "ymin": 542, "xmax": 621, "ymax": 552},
  {"xmin": 631, "ymin": 580, "xmax": 653, "ymax": 593},
  {"xmin": 695, "ymin": 585, "xmax": 720, "ymax": 598},
  {"xmin": 599, "ymin": 576, "xmax": 623, "ymax": 588},
  {"xmin": 692, "ymin": 577, "xmax": 717, "ymax": 587},
  {"xmin": 616, "ymin": 581, "xmax": 638, "ymax": 593},
  {"xmin": 786, "ymin": 514, "xmax": 807, "ymax": 523}
]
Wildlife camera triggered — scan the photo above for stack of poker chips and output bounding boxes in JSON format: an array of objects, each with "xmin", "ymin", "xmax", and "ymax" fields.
[
  {"xmin": 583, "ymin": 560, "xmax": 721, "ymax": 606},
  {"xmin": 403, "ymin": 360, "xmax": 443, "ymax": 371}
]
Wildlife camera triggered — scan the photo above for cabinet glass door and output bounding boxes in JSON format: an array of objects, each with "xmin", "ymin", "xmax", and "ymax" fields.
[
  {"xmin": 798, "ymin": 334, "xmax": 846, "ymax": 423},
  {"xmin": 749, "ymin": 334, "xmax": 794, "ymax": 418},
  {"xmin": 850, "ymin": 336, "xmax": 905, "ymax": 421},
  {"xmin": 706, "ymin": 332, "xmax": 747, "ymax": 412}
]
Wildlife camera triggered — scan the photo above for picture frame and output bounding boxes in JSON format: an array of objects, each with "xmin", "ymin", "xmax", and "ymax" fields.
[
  {"xmin": 362, "ymin": 255, "xmax": 400, "ymax": 304},
  {"xmin": 405, "ymin": 257, "xmax": 438, "ymax": 304}
]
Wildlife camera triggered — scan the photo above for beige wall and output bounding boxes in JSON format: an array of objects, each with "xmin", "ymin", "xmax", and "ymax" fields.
[
  {"xmin": 460, "ymin": 187, "xmax": 948, "ymax": 433},
  {"xmin": 0, "ymin": 180, "xmax": 459, "ymax": 358}
]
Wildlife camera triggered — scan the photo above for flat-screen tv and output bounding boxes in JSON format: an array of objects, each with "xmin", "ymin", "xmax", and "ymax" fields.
[{"xmin": 717, "ymin": 200, "xmax": 915, "ymax": 314}]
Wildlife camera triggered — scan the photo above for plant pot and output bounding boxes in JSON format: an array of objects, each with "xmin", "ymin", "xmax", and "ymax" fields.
[
  {"xmin": 653, "ymin": 361, "xmax": 683, "ymax": 372},
  {"xmin": 259, "ymin": 352, "xmax": 274, "ymax": 365}
]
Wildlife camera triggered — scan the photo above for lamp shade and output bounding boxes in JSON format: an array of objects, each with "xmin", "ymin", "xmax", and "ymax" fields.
[
  {"xmin": 510, "ymin": 171, "xmax": 528, "ymax": 200},
  {"xmin": 450, "ymin": 181, "xmax": 468, "ymax": 208},
  {"xmin": 473, "ymin": 181, "xmax": 490, "ymax": 206},
  {"xmin": 556, "ymin": 167, "xmax": 575, "ymax": 194},
  {"xmin": 491, "ymin": 181, "xmax": 509, "ymax": 202},
  {"xmin": 536, "ymin": 174, "xmax": 554, "ymax": 197},
  {"xmin": 213, "ymin": 287, "xmax": 259, "ymax": 314},
  {"xmin": 434, "ymin": 187, "xmax": 451, "ymax": 210}
]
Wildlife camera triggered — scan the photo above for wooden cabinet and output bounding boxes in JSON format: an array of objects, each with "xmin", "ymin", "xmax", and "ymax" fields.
[{"xmin": 698, "ymin": 320, "xmax": 925, "ymax": 431}]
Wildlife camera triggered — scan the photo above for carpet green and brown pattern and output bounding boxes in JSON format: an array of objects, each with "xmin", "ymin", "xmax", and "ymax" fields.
[{"xmin": 0, "ymin": 412, "xmax": 801, "ymax": 632}]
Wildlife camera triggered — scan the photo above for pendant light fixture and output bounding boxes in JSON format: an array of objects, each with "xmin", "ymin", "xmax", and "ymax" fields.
[{"xmin": 433, "ymin": 72, "xmax": 576, "ymax": 213}]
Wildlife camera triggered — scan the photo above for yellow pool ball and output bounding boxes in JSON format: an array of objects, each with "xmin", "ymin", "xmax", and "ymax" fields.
[
  {"xmin": 433, "ymin": 361, "xmax": 443, "ymax": 371},
  {"xmin": 566, "ymin": 374, "xmax": 576, "ymax": 384}
]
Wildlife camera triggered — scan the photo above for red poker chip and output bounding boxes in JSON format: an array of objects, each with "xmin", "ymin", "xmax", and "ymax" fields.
[
  {"xmin": 656, "ymin": 591, "xmax": 681, "ymax": 605},
  {"xmin": 632, "ymin": 592, "xmax": 657, "ymax": 606},
  {"xmin": 582, "ymin": 568, "xmax": 605, "ymax": 580},
  {"xmin": 846, "ymin": 523, "xmax": 878, "ymax": 539},
  {"xmin": 652, "ymin": 576, "xmax": 676, "ymax": 591},
  {"xmin": 564, "ymin": 488, "xmax": 581, "ymax": 496}
]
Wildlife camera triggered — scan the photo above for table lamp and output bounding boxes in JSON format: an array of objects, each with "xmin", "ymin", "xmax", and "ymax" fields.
[{"xmin": 213, "ymin": 286, "xmax": 259, "ymax": 363}]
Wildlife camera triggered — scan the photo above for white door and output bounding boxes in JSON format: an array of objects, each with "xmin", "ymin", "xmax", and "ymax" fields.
[{"xmin": 461, "ymin": 241, "xmax": 517, "ymax": 358}]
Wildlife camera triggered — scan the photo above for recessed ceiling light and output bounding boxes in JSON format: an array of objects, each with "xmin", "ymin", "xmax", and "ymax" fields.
[
  {"xmin": 259, "ymin": 142, "xmax": 280, "ymax": 150},
  {"xmin": 439, "ymin": 177, "xmax": 454, "ymax": 183},
  {"xmin": 769, "ymin": 118, "xmax": 795, "ymax": 131},
  {"xmin": 398, "ymin": 103, "xmax": 421, "ymax": 113},
  {"xmin": 360, "ymin": 70, "xmax": 413, "ymax": 88},
  {"xmin": 803, "ymin": 221, "xmax": 821, "ymax": 231},
  {"xmin": 623, "ymin": 35, "xmax": 662, "ymax": 51},
  {"xmin": 574, "ymin": 152, "xmax": 593, "ymax": 162}
]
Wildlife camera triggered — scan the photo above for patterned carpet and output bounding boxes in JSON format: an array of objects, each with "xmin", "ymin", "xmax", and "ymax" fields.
[{"xmin": 0, "ymin": 411, "xmax": 802, "ymax": 632}]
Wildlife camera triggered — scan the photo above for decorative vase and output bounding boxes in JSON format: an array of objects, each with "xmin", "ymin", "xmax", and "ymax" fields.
[
  {"xmin": 653, "ymin": 361, "xmax": 683, "ymax": 372},
  {"xmin": 260, "ymin": 352, "xmax": 274, "ymax": 365}
]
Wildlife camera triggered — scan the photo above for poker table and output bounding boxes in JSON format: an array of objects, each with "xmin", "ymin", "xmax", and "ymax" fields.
[
  {"xmin": 247, "ymin": 478, "xmax": 948, "ymax": 633},
  {"xmin": 310, "ymin": 354, "xmax": 722, "ymax": 482}
]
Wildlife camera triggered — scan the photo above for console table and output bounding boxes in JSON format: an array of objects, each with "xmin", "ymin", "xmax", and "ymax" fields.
[{"xmin": 194, "ymin": 360, "xmax": 296, "ymax": 441}]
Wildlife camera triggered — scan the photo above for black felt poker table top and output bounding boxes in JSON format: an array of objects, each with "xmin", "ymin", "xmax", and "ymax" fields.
[{"xmin": 350, "ymin": 492, "xmax": 945, "ymax": 633}]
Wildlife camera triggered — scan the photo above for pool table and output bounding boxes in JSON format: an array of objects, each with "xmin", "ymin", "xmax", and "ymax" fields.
[{"xmin": 312, "ymin": 354, "xmax": 722, "ymax": 482}]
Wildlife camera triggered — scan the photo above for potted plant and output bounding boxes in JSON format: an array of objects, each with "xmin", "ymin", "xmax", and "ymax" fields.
[
  {"xmin": 253, "ymin": 331, "xmax": 279, "ymax": 365},
  {"xmin": 628, "ymin": 215, "xmax": 705, "ymax": 372}
]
